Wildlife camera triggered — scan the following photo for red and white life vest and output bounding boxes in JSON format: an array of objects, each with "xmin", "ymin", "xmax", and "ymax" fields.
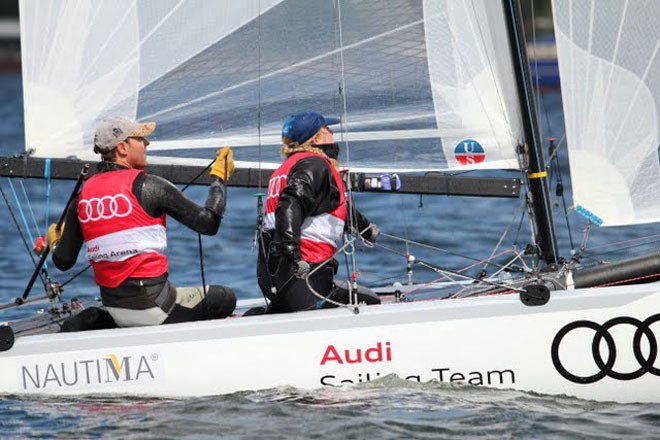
[
  {"xmin": 77, "ymin": 169, "xmax": 168, "ymax": 288},
  {"xmin": 263, "ymin": 152, "xmax": 347, "ymax": 263}
]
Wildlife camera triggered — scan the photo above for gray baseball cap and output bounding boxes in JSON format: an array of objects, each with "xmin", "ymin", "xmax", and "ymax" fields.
[{"xmin": 93, "ymin": 116, "xmax": 156, "ymax": 153}]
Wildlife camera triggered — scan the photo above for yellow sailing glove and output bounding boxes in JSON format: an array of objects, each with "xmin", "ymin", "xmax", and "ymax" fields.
[
  {"xmin": 210, "ymin": 146, "xmax": 235, "ymax": 182},
  {"xmin": 47, "ymin": 222, "xmax": 64, "ymax": 249}
]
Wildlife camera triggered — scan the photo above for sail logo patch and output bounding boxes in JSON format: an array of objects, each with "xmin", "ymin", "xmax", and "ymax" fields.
[{"xmin": 454, "ymin": 139, "xmax": 486, "ymax": 165}]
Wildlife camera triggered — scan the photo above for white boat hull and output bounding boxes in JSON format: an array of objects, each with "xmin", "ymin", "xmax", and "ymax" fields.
[{"xmin": 1, "ymin": 282, "xmax": 659, "ymax": 403}]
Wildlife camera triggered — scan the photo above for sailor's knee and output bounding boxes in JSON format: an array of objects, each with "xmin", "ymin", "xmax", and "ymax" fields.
[{"xmin": 206, "ymin": 285, "xmax": 237, "ymax": 318}]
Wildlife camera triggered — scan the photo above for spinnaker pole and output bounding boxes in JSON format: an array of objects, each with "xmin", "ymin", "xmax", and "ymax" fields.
[{"xmin": 503, "ymin": 0, "xmax": 559, "ymax": 265}]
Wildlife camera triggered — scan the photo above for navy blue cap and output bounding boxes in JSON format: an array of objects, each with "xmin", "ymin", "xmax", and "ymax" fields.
[{"xmin": 281, "ymin": 111, "xmax": 340, "ymax": 144}]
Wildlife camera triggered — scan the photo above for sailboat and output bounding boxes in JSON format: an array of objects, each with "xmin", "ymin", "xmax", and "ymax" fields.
[{"xmin": 0, "ymin": 0, "xmax": 659, "ymax": 403}]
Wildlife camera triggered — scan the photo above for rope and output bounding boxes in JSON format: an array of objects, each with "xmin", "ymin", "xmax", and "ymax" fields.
[
  {"xmin": 19, "ymin": 180, "xmax": 41, "ymax": 237},
  {"xmin": 380, "ymin": 231, "xmax": 513, "ymax": 270},
  {"xmin": 197, "ymin": 234, "xmax": 208, "ymax": 316},
  {"xmin": 547, "ymin": 139, "xmax": 576, "ymax": 254},
  {"xmin": 303, "ymin": 231, "xmax": 369, "ymax": 312},
  {"xmin": 44, "ymin": 158, "xmax": 51, "ymax": 233},
  {"xmin": 59, "ymin": 264, "xmax": 92, "ymax": 287},
  {"xmin": 594, "ymin": 272, "xmax": 660, "ymax": 288},
  {"xmin": 300, "ymin": 221, "xmax": 530, "ymax": 311},
  {"xmin": 481, "ymin": 198, "xmax": 528, "ymax": 275},
  {"xmin": 7, "ymin": 178, "xmax": 37, "ymax": 246},
  {"xmin": 371, "ymin": 239, "xmax": 526, "ymax": 293},
  {"xmin": 333, "ymin": 0, "xmax": 363, "ymax": 294},
  {"xmin": 257, "ymin": 0, "xmax": 263, "ymax": 191},
  {"xmin": 0, "ymin": 178, "xmax": 44, "ymax": 284},
  {"xmin": 180, "ymin": 156, "xmax": 216, "ymax": 308}
]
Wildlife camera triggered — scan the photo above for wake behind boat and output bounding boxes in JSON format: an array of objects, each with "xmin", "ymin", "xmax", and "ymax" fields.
[{"xmin": 1, "ymin": 0, "xmax": 659, "ymax": 403}]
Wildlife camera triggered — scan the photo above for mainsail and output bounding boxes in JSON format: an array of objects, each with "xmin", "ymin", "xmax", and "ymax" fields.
[
  {"xmin": 19, "ymin": 0, "xmax": 524, "ymax": 173},
  {"xmin": 552, "ymin": 0, "xmax": 660, "ymax": 226}
]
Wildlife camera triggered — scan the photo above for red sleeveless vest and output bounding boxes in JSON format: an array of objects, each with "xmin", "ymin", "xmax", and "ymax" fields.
[
  {"xmin": 77, "ymin": 169, "xmax": 168, "ymax": 287},
  {"xmin": 263, "ymin": 152, "xmax": 347, "ymax": 263}
]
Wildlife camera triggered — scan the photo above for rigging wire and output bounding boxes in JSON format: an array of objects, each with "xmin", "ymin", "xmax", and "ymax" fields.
[
  {"xmin": 547, "ymin": 139, "xmax": 576, "ymax": 254},
  {"xmin": 182, "ymin": 158, "xmax": 213, "ymax": 301},
  {"xmin": 253, "ymin": 0, "xmax": 271, "ymax": 308},
  {"xmin": 507, "ymin": 0, "xmax": 560, "ymax": 264},
  {"xmin": 58, "ymin": 264, "xmax": 92, "ymax": 288},
  {"xmin": 0, "ymin": 178, "xmax": 44, "ymax": 281},
  {"xmin": 303, "ymin": 225, "xmax": 402, "ymax": 312},
  {"xmin": 480, "ymin": 197, "xmax": 529, "ymax": 275},
  {"xmin": 43, "ymin": 158, "xmax": 52, "ymax": 237},
  {"xmin": 257, "ymin": 0, "xmax": 263, "ymax": 192},
  {"xmin": 514, "ymin": 140, "xmax": 543, "ymax": 268},
  {"xmin": 511, "ymin": 195, "xmax": 529, "ymax": 250},
  {"xmin": 334, "ymin": 0, "xmax": 362, "ymax": 297},
  {"xmin": 370, "ymin": 239, "xmax": 527, "ymax": 293},
  {"xmin": 6, "ymin": 178, "xmax": 37, "ymax": 246},
  {"xmin": 380, "ymin": 231, "xmax": 519, "ymax": 272},
  {"xmin": 580, "ymin": 234, "xmax": 660, "ymax": 261},
  {"xmin": 527, "ymin": 0, "xmax": 555, "ymax": 137},
  {"xmin": 18, "ymin": 181, "xmax": 41, "ymax": 238},
  {"xmin": 525, "ymin": 0, "xmax": 575, "ymax": 259},
  {"xmin": 465, "ymin": 0, "xmax": 520, "ymax": 153}
]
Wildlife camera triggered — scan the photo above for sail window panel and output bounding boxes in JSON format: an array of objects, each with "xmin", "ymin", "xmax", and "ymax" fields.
[
  {"xmin": 137, "ymin": 0, "xmax": 345, "ymax": 148},
  {"xmin": 590, "ymin": 1, "xmax": 630, "ymax": 61},
  {"xmin": 338, "ymin": 0, "xmax": 424, "ymax": 47},
  {"xmin": 20, "ymin": 1, "xmax": 142, "ymax": 159},
  {"xmin": 613, "ymin": 2, "xmax": 660, "ymax": 80},
  {"xmin": 552, "ymin": 0, "xmax": 660, "ymax": 226},
  {"xmin": 137, "ymin": 0, "xmax": 285, "ymax": 91}
]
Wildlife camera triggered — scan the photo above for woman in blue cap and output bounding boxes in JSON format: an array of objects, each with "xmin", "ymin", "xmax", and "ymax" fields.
[{"xmin": 255, "ymin": 111, "xmax": 380, "ymax": 313}]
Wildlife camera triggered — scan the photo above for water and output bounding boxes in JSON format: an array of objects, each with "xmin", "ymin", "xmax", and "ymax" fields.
[{"xmin": 1, "ymin": 72, "xmax": 659, "ymax": 438}]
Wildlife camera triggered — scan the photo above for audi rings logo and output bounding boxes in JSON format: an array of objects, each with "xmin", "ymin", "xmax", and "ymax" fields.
[
  {"xmin": 551, "ymin": 315, "xmax": 660, "ymax": 384},
  {"xmin": 267, "ymin": 175, "xmax": 287, "ymax": 199},
  {"xmin": 78, "ymin": 194, "xmax": 133, "ymax": 223}
]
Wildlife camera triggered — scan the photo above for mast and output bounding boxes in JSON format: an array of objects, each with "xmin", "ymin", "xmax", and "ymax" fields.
[{"xmin": 503, "ymin": 0, "xmax": 559, "ymax": 265}]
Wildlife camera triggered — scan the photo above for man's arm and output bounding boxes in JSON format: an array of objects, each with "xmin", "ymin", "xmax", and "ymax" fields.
[
  {"xmin": 52, "ymin": 198, "xmax": 84, "ymax": 271},
  {"xmin": 137, "ymin": 174, "xmax": 226, "ymax": 236}
]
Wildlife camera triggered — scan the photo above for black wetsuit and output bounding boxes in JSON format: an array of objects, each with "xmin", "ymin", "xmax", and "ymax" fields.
[
  {"xmin": 257, "ymin": 152, "xmax": 377, "ymax": 313},
  {"xmin": 54, "ymin": 161, "xmax": 231, "ymax": 330}
]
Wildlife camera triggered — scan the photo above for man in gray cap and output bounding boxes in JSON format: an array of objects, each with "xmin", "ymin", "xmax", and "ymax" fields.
[{"xmin": 47, "ymin": 116, "xmax": 236, "ymax": 330}]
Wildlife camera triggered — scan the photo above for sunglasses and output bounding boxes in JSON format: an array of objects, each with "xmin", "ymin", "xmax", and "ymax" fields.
[{"xmin": 126, "ymin": 136, "xmax": 148, "ymax": 144}]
